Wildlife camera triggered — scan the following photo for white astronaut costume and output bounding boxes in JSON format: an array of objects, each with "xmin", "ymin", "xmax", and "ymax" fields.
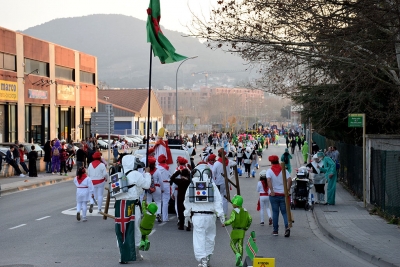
[
  {"xmin": 115, "ymin": 155, "xmax": 151, "ymax": 260},
  {"xmin": 157, "ymin": 164, "xmax": 171, "ymax": 222},
  {"xmin": 183, "ymin": 165, "xmax": 224, "ymax": 267},
  {"xmin": 145, "ymin": 167, "xmax": 164, "ymax": 219},
  {"xmin": 212, "ymin": 156, "xmax": 237, "ymax": 216}
]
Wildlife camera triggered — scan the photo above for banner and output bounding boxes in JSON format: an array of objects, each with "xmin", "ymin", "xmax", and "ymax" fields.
[
  {"xmin": 0, "ymin": 80, "xmax": 18, "ymax": 101},
  {"xmin": 57, "ymin": 84, "xmax": 75, "ymax": 101}
]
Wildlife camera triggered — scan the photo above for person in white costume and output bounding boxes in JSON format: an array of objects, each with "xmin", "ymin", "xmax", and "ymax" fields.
[
  {"xmin": 73, "ymin": 166, "xmax": 94, "ymax": 222},
  {"xmin": 87, "ymin": 151, "xmax": 107, "ymax": 213},
  {"xmin": 115, "ymin": 155, "xmax": 151, "ymax": 262},
  {"xmin": 158, "ymin": 154, "xmax": 171, "ymax": 222},
  {"xmin": 184, "ymin": 164, "xmax": 225, "ymax": 267},
  {"xmin": 145, "ymin": 156, "xmax": 164, "ymax": 222},
  {"xmin": 212, "ymin": 148, "xmax": 237, "ymax": 216}
]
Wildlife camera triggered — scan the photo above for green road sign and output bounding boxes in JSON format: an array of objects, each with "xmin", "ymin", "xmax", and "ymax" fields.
[{"xmin": 348, "ymin": 114, "xmax": 363, "ymax": 127}]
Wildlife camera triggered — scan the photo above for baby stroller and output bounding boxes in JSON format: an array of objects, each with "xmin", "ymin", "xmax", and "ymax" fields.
[
  {"xmin": 290, "ymin": 167, "xmax": 314, "ymax": 211},
  {"xmin": 66, "ymin": 154, "xmax": 75, "ymax": 172}
]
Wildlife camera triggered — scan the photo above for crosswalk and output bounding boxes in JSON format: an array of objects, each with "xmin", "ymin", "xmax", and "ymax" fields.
[{"xmin": 61, "ymin": 197, "xmax": 116, "ymax": 217}]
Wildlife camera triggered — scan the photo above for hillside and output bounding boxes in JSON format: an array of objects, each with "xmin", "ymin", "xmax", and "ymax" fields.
[{"xmin": 22, "ymin": 14, "xmax": 250, "ymax": 88}]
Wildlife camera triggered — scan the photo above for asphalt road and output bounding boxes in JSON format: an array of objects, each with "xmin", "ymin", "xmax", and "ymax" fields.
[{"xmin": 0, "ymin": 143, "xmax": 376, "ymax": 267}]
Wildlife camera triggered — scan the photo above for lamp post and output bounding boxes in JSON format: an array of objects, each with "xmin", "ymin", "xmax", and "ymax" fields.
[{"xmin": 175, "ymin": 56, "xmax": 198, "ymax": 136}]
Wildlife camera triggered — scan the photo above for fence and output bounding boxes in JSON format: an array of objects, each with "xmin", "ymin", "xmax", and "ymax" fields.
[{"xmin": 313, "ymin": 132, "xmax": 400, "ymax": 218}]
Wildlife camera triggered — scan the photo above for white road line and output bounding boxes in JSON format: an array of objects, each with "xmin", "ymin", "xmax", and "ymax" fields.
[
  {"xmin": 159, "ymin": 222, "xmax": 167, "ymax": 226},
  {"xmin": 9, "ymin": 224, "xmax": 26, "ymax": 230},
  {"xmin": 149, "ymin": 229, "xmax": 156, "ymax": 236},
  {"xmin": 36, "ymin": 216, "xmax": 51, "ymax": 221}
]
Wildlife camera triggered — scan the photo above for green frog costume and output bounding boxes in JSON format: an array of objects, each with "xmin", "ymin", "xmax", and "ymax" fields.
[
  {"xmin": 139, "ymin": 201, "xmax": 158, "ymax": 251},
  {"xmin": 224, "ymin": 195, "xmax": 252, "ymax": 267}
]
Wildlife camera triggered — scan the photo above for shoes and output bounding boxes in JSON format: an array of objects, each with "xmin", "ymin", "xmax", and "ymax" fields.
[
  {"xmin": 52, "ymin": 172, "xmax": 55, "ymax": 175},
  {"xmin": 186, "ymin": 226, "xmax": 191, "ymax": 231},
  {"xmin": 19, "ymin": 174, "xmax": 25, "ymax": 177},
  {"xmin": 97, "ymin": 210, "xmax": 102, "ymax": 214},
  {"xmin": 284, "ymin": 228, "xmax": 291, "ymax": 237},
  {"xmin": 272, "ymin": 231, "xmax": 278, "ymax": 236},
  {"xmin": 89, "ymin": 204, "xmax": 93, "ymax": 213},
  {"xmin": 269, "ymin": 218, "xmax": 273, "ymax": 225},
  {"xmin": 156, "ymin": 214, "xmax": 162, "ymax": 223},
  {"xmin": 119, "ymin": 261, "xmax": 128, "ymax": 264},
  {"xmin": 76, "ymin": 212, "xmax": 81, "ymax": 221},
  {"xmin": 260, "ymin": 222, "xmax": 264, "ymax": 225},
  {"xmin": 82, "ymin": 217, "xmax": 87, "ymax": 222},
  {"xmin": 135, "ymin": 246, "xmax": 144, "ymax": 261},
  {"xmin": 178, "ymin": 226, "xmax": 184, "ymax": 230},
  {"xmin": 65, "ymin": 173, "xmax": 68, "ymax": 176}
]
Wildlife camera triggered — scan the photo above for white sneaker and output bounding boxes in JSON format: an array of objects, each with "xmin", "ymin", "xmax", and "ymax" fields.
[{"xmin": 19, "ymin": 174, "xmax": 25, "ymax": 177}]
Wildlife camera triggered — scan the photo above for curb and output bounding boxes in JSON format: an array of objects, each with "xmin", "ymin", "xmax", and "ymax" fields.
[
  {"xmin": 312, "ymin": 207, "xmax": 398, "ymax": 267},
  {"xmin": 0, "ymin": 176, "xmax": 74, "ymax": 196}
]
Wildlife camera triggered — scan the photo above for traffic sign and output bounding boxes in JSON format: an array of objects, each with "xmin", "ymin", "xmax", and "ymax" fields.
[
  {"xmin": 91, "ymin": 111, "xmax": 114, "ymax": 134},
  {"xmin": 253, "ymin": 257, "xmax": 275, "ymax": 267},
  {"xmin": 348, "ymin": 114, "xmax": 363, "ymax": 127}
]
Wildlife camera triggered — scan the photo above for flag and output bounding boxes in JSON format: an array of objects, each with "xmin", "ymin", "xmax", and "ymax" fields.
[
  {"xmin": 146, "ymin": 0, "xmax": 187, "ymax": 64},
  {"xmin": 245, "ymin": 231, "xmax": 258, "ymax": 261},
  {"xmin": 115, "ymin": 199, "xmax": 136, "ymax": 262}
]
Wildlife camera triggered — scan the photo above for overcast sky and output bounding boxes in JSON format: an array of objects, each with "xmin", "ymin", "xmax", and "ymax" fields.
[{"xmin": 0, "ymin": 0, "xmax": 213, "ymax": 33}]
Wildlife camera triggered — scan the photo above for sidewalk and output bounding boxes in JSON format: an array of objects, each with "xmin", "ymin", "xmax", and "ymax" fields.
[{"xmin": 292, "ymin": 149, "xmax": 400, "ymax": 267}]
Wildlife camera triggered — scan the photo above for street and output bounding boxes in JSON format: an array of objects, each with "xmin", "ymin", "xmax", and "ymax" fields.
[{"xmin": 0, "ymin": 143, "xmax": 376, "ymax": 267}]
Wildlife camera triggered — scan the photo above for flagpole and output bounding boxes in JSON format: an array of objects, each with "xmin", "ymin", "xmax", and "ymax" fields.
[{"xmin": 146, "ymin": 45, "xmax": 153, "ymax": 167}]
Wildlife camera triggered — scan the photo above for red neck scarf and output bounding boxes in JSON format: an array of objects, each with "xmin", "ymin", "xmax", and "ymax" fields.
[
  {"xmin": 217, "ymin": 157, "xmax": 229, "ymax": 166},
  {"xmin": 159, "ymin": 163, "xmax": 169, "ymax": 171},
  {"xmin": 150, "ymin": 167, "xmax": 157, "ymax": 175},
  {"xmin": 77, "ymin": 174, "xmax": 87, "ymax": 185},
  {"xmin": 91, "ymin": 159, "xmax": 102, "ymax": 168},
  {"xmin": 271, "ymin": 163, "xmax": 282, "ymax": 176},
  {"xmin": 261, "ymin": 180, "xmax": 269, "ymax": 192}
]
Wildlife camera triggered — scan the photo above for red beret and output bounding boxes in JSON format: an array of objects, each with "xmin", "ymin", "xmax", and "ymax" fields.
[
  {"xmin": 148, "ymin": 147, "xmax": 155, "ymax": 154},
  {"xmin": 148, "ymin": 156, "xmax": 157, "ymax": 165},
  {"xmin": 208, "ymin": 154, "xmax": 216, "ymax": 161},
  {"xmin": 158, "ymin": 154, "xmax": 167, "ymax": 163},
  {"xmin": 268, "ymin": 155, "xmax": 279, "ymax": 162},
  {"xmin": 92, "ymin": 152, "xmax": 101, "ymax": 159},
  {"xmin": 177, "ymin": 157, "xmax": 188, "ymax": 165}
]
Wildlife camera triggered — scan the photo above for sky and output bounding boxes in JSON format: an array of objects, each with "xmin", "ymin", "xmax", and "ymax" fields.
[{"xmin": 0, "ymin": 0, "xmax": 214, "ymax": 33}]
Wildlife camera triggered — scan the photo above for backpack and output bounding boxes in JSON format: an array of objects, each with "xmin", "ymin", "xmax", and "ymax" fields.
[
  {"xmin": 283, "ymin": 153, "xmax": 289, "ymax": 164},
  {"xmin": 53, "ymin": 148, "xmax": 59, "ymax": 156}
]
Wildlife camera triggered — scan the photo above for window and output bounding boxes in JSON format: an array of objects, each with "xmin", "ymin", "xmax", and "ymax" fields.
[
  {"xmin": 25, "ymin": 58, "xmax": 49, "ymax": 77},
  {"xmin": 80, "ymin": 70, "xmax": 95, "ymax": 84},
  {"xmin": 55, "ymin": 65, "xmax": 75, "ymax": 81},
  {"xmin": 0, "ymin": 52, "xmax": 16, "ymax": 71}
]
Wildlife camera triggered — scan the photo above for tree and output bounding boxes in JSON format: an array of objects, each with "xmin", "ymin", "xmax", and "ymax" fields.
[{"xmin": 190, "ymin": 0, "xmax": 400, "ymax": 141}]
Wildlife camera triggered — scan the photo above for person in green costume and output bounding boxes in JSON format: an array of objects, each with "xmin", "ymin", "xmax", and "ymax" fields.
[
  {"xmin": 139, "ymin": 201, "xmax": 158, "ymax": 251},
  {"xmin": 280, "ymin": 148, "xmax": 293, "ymax": 174},
  {"xmin": 301, "ymin": 141, "xmax": 309, "ymax": 164},
  {"xmin": 317, "ymin": 151, "xmax": 337, "ymax": 205},
  {"xmin": 222, "ymin": 195, "xmax": 252, "ymax": 267}
]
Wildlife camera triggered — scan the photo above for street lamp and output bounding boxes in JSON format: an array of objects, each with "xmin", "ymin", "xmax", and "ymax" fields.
[{"xmin": 175, "ymin": 56, "xmax": 198, "ymax": 136}]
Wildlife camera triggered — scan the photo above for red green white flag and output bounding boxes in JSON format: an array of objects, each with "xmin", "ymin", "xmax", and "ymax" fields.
[{"xmin": 146, "ymin": 0, "xmax": 187, "ymax": 64}]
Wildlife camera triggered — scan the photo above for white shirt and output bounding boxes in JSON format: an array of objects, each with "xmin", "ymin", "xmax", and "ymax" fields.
[
  {"xmin": 212, "ymin": 159, "xmax": 236, "ymax": 186},
  {"xmin": 87, "ymin": 162, "xmax": 107, "ymax": 182},
  {"xmin": 266, "ymin": 169, "xmax": 291, "ymax": 194},
  {"xmin": 256, "ymin": 181, "xmax": 268, "ymax": 194},
  {"xmin": 152, "ymin": 168, "xmax": 165, "ymax": 192}
]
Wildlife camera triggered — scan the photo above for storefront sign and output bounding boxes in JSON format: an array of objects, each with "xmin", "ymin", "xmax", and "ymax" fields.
[
  {"xmin": 0, "ymin": 80, "xmax": 18, "ymax": 101},
  {"xmin": 57, "ymin": 84, "xmax": 75, "ymax": 101},
  {"xmin": 28, "ymin": 89, "xmax": 48, "ymax": 99},
  {"xmin": 84, "ymin": 107, "xmax": 93, "ymax": 119}
]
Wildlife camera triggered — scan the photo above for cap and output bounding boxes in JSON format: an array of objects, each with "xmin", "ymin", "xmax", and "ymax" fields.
[
  {"xmin": 148, "ymin": 156, "xmax": 157, "ymax": 165},
  {"xmin": 92, "ymin": 152, "xmax": 101, "ymax": 159},
  {"xmin": 158, "ymin": 154, "xmax": 167, "ymax": 163},
  {"xmin": 268, "ymin": 155, "xmax": 279, "ymax": 162}
]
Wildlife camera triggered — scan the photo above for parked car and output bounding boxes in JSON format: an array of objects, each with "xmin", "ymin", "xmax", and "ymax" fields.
[
  {"xmin": 0, "ymin": 143, "xmax": 44, "ymax": 157},
  {"xmin": 97, "ymin": 140, "xmax": 108, "ymax": 150}
]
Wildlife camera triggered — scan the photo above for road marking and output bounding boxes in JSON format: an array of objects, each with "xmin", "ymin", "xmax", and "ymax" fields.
[
  {"xmin": 62, "ymin": 197, "xmax": 116, "ymax": 217},
  {"xmin": 36, "ymin": 216, "xmax": 51, "ymax": 221},
  {"xmin": 159, "ymin": 222, "xmax": 167, "ymax": 226},
  {"xmin": 149, "ymin": 229, "xmax": 156, "ymax": 236},
  {"xmin": 9, "ymin": 224, "xmax": 26, "ymax": 229}
]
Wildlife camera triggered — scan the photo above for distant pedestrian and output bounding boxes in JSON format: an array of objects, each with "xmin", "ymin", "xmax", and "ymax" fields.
[
  {"xmin": 28, "ymin": 145, "xmax": 38, "ymax": 177},
  {"xmin": 301, "ymin": 141, "xmax": 309, "ymax": 164},
  {"xmin": 73, "ymin": 166, "xmax": 94, "ymax": 222},
  {"xmin": 5, "ymin": 145, "xmax": 24, "ymax": 177},
  {"xmin": 75, "ymin": 144, "xmax": 86, "ymax": 176},
  {"xmin": 317, "ymin": 152, "xmax": 337, "ymax": 205},
  {"xmin": 257, "ymin": 170, "xmax": 272, "ymax": 226},
  {"xmin": 18, "ymin": 145, "xmax": 29, "ymax": 175},
  {"xmin": 43, "ymin": 140, "xmax": 52, "ymax": 173},
  {"xmin": 51, "ymin": 140, "xmax": 61, "ymax": 174},
  {"xmin": 290, "ymin": 138, "xmax": 297, "ymax": 154},
  {"xmin": 280, "ymin": 148, "xmax": 292, "ymax": 174},
  {"xmin": 59, "ymin": 148, "xmax": 68, "ymax": 176}
]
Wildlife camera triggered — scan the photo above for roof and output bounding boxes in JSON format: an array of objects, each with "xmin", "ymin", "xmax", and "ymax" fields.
[
  {"xmin": 98, "ymin": 89, "xmax": 163, "ymax": 117},
  {"xmin": 98, "ymin": 98, "xmax": 137, "ymax": 114}
]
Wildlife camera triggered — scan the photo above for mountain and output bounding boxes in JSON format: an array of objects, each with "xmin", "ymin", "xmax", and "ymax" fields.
[{"xmin": 22, "ymin": 14, "xmax": 250, "ymax": 88}]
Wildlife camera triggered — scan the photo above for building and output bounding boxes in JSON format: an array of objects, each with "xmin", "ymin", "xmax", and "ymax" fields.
[
  {"xmin": 97, "ymin": 89, "xmax": 163, "ymax": 136},
  {"xmin": 0, "ymin": 27, "xmax": 97, "ymax": 145}
]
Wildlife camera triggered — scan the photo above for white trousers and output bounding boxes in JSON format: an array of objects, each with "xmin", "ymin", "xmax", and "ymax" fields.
[
  {"xmin": 90, "ymin": 182, "xmax": 105, "ymax": 211},
  {"xmin": 146, "ymin": 186, "xmax": 162, "ymax": 215},
  {"xmin": 218, "ymin": 183, "xmax": 228, "ymax": 216},
  {"xmin": 162, "ymin": 182, "xmax": 171, "ymax": 221},
  {"xmin": 192, "ymin": 214, "xmax": 216, "ymax": 262},
  {"xmin": 174, "ymin": 189, "xmax": 179, "ymax": 217},
  {"xmin": 134, "ymin": 204, "xmax": 142, "ymax": 246},
  {"xmin": 259, "ymin": 196, "xmax": 271, "ymax": 222},
  {"xmin": 76, "ymin": 201, "xmax": 88, "ymax": 218}
]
